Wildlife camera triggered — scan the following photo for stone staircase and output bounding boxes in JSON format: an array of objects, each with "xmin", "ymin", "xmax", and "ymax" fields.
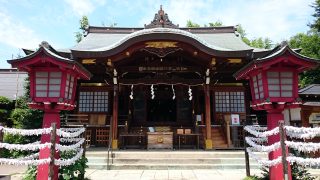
[{"xmin": 86, "ymin": 149, "xmax": 267, "ymax": 170}]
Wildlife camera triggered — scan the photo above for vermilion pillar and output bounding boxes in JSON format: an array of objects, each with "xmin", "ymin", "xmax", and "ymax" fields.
[
  {"xmin": 204, "ymin": 85, "xmax": 212, "ymax": 149},
  {"xmin": 267, "ymin": 109, "xmax": 292, "ymax": 180},
  {"xmin": 37, "ymin": 109, "xmax": 60, "ymax": 180}
]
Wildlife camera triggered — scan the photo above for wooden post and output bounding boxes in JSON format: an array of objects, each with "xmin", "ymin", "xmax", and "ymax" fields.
[
  {"xmin": 80, "ymin": 124, "xmax": 87, "ymax": 179},
  {"xmin": 112, "ymin": 85, "xmax": 119, "ymax": 149},
  {"xmin": 279, "ymin": 121, "xmax": 289, "ymax": 180},
  {"xmin": 0, "ymin": 123, "xmax": 3, "ymax": 156},
  {"xmin": 49, "ymin": 123, "xmax": 57, "ymax": 180},
  {"xmin": 204, "ymin": 85, "xmax": 212, "ymax": 149},
  {"xmin": 243, "ymin": 122, "xmax": 250, "ymax": 177},
  {"xmin": 226, "ymin": 119, "xmax": 231, "ymax": 147}
]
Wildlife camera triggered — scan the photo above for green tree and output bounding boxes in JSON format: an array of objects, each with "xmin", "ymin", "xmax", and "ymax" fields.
[
  {"xmin": 208, "ymin": 21, "xmax": 223, "ymax": 27},
  {"xmin": 289, "ymin": 29, "xmax": 320, "ymax": 87},
  {"xmin": 186, "ymin": 20, "xmax": 200, "ymax": 28},
  {"xmin": 75, "ymin": 16, "xmax": 89, "ymax": 43},
  {"xmin": 310, "ymin": 0, "xmax": 320, "ymax": 31}
]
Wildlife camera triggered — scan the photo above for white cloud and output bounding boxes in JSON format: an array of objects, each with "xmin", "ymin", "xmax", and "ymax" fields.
[
  {"xmin": 0, "ymin": 12, "xmax": 41, "ymax": 48},
  {"xmin": 138, "ymin": 0, "xmax": 314, "ymax": 43},
  {"xmin": 64, "ymin": 0, "xmax": 107, "ymax": 17}
]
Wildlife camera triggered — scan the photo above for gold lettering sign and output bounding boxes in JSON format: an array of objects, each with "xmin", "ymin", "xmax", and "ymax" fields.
[
  {"xmin": 228, "ymin": 58, "xmax": 242, "ymax": 63},
  {"xmin": 82, "ymin": 59, "xmax": 96, "ymax": 64},
  {"xmin": 145, "ymin": 41, "xmax": 178, "ymax": 48}
]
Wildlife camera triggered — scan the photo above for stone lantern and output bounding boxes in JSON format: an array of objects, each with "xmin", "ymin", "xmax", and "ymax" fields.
[
  {"xmin": 234, "ymin": 42, "xmax": 319, "ymax": 180},
  {"xmin": 8, "ymin": 42, "xmax": 91, "ymax": 180}
]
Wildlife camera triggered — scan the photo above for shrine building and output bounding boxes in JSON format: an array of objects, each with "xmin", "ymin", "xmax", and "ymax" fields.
[{"xmin": 9, "ymin": 6, "xmax": 319, "ymax": 150}]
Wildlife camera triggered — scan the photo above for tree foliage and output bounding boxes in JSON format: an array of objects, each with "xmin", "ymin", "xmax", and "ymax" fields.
[
  {"xmin": 289, "ymin": 0, "xmax": 320, "ymax": 87},
  {"xmin": 289, "ymin": 29, "xmax": 320, "ymax": 87},
  {"xmin": 75, "ymin": 16, "xmax": 89, "ymax": 43},
  {"xmin": 310, "ymin": 0, "xmax": 320, "ymax": 31},
  {"xmin": 186, "ymin": 20, "xmax": 200, "ymax": 28}
]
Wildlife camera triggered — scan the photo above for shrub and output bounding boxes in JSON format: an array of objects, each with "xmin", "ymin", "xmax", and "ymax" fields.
[
  {"xmin": 22, "ymin": 151, "xmax": 88, "ymax": 180},
  {"xmin": 0, "ymin": 96, "xmax": 12, "ymax": 106}
]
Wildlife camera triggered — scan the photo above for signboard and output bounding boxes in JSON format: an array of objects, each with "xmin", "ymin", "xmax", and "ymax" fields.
[{"xmin": 231, "ymin": 114, "xmax": 240, "ymax": 125}]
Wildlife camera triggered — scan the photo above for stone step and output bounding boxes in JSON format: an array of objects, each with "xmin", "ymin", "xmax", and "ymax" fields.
[
  {"xmin": 86, "ymin": 151, "xmax": 267, "ymax": 159},
  {"xmin": 87, "ymin": 163, "xmax": 263, "ymax": 170},
  {"xmin": 86, "ymin": 150, "xmax": 267, "ymax": 170},
  {"xmin": 88, "ymin": 157, "xmax": 263, "ymax": 165}
]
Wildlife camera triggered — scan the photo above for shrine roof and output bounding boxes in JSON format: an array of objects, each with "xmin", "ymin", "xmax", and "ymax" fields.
[
  {"xmin": 299, "ymin": 84, "xmax": 320, "ymax": 95},
  {"xmin": 71, "ymin": 27, "xmax": 269, "ymax": 54},
  {"xmin": 233, "ymin": 42, "xmax": 320, "ymax": 80},
  {"xmin": 8, "ymin": 42, "xmax": 91, "ymax": 78}
]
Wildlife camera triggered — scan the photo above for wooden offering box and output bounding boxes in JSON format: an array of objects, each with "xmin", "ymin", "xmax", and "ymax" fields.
[{"xmin": 147, "ymin": 132, "xmax": 173, "ymax": 149}]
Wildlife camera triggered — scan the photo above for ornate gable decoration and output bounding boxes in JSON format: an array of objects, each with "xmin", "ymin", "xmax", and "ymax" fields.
[{"xmin": 145, "ymin": 5, "xmax": 179, "ymax": 29}]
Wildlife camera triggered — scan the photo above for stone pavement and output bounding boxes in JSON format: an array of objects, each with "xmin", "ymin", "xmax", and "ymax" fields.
[
  {"xmin": 84, "ymin": 169, "xmax": 263, "ymax": 180},
  {"xmin": 1, "ymin": 166, "xmax": 320, "ymax": 179}
]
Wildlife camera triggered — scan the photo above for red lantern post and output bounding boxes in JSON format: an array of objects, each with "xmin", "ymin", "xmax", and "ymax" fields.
[
  {"xmin": 8, "ymin": 42, "xmax": 91, "ymax": 180},
  {"xmin": 234, "ymin": 42, "xmax": 319, "ymax": 180}
]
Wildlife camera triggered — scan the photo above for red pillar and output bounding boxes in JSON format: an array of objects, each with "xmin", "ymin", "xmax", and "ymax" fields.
[
  {"xmin": 267, "ymin": 109, "xmax": 292, "ymax": 180},
  {"xmin": 37, "ymin": 109, "xmax": 60, "ymax": 180}
]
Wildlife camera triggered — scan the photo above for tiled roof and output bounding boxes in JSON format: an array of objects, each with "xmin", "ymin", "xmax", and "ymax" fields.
[
  {"xmin": 299, "ymin": 84, "xmax": 320, "ymax": 95},
  {"xmin": 72, "ymin": 27, "xmax": 268, "ymax": 53}
]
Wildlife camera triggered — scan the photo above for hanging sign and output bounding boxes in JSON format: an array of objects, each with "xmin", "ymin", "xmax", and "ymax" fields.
[{"xmin": 231, "ymin": 114, "xmax": 240, "ymax": 125}]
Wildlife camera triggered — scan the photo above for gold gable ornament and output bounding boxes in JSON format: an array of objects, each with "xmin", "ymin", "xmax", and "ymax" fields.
[
  {"xmin": 145, "ymin": 41, "xmax": 178, "ymax": 48},
  {"xmin": 82, "ymin": 59, "xmax": 96, "ymax": 64}
]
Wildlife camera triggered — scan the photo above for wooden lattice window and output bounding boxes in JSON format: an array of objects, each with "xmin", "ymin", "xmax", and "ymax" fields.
[
  {"xmin": 215, "ymin": 91, "xmax": 245, "ymax": 113},
  {"xmin": 267, "ymin": 71, "xmax": 293, "ymax": 97},
  {"xmin": 78, "ymin": 91, "xmax": 109, "ymax": 112},
  {"xmin": 95, "ymin": 128, "xmax": 109, "ymax": 145},
  {"xmin": 64, "ymin": 74, "xmax": 75, "ymax": 100},
  {"xmin": 252, "ymin": 73, "xmax": 264, "ymax": 100}
]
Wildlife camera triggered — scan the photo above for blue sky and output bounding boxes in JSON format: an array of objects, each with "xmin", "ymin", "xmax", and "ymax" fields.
[{"xmin": 0, "ymin": 0, "xmax": 315, "ymax": 68}]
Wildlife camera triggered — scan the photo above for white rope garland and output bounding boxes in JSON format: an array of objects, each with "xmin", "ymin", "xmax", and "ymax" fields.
[
  {"xmin": 0, "ymin": 126, "xmax": 52, "ymax": 136},
  {"xmin": 19, "ymin": 153, "xmax": 40, "ymax": 160},
  {"xmin": 56, "ymin": 128, "xmax": 85, "ymax": 138},
  {"xmin": 287, "ymin": 156, "xmax": 320, "ymax": 167},
  {"xmin": 246, "ymin": 137, "xmax": 268, "ymax": 144},
  {"xmin": 246, "ymin": 148, "xmax": 282, "ymax": 167},
  {"xmin": 285, "ymin": 141, "xmax": 320, "ymax": 153},
  {"xmin": 0, "ymin": 142, "xmax": 51, "ymax": 151},
  {"xmin": 55, "ymin": 149, "xmax": 83, "ymax": 166},
  {"xmin": 246, "ymin": 125, "xmax": 267, "ymax": 131},
  {"xmin": 285, "ymin": 126, "xmax": 320, "ymax": 139},
  {"xmin": 56, "ymin": 138, "xmax": 85, "ymax": 152},
  {"xmin": 0, "ymin": 158, "xmax": 50, "ymax": 166},
  {"xmin": 60, "ymin": 138, "xmax": 83, "ymax": 143},
  {"xmin": 244, "ymin": 126, "xmax": 279, "ymax": 137},
  {"xmin": 245, "ymin": 137, "xmax": 280, "ymax": 152},
  {"xmin": 60, "ymin": 128, "xmax": 84, "ymax": 132}
]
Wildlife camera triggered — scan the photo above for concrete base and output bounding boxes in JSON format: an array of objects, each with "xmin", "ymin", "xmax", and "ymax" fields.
[
  {"xmin": 112, "ymin": 139, "xmax": 118, "ymax": 150},
  {"xmin": 205, "ymin": 139, "xmax": 213, "ymax": 150}
]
